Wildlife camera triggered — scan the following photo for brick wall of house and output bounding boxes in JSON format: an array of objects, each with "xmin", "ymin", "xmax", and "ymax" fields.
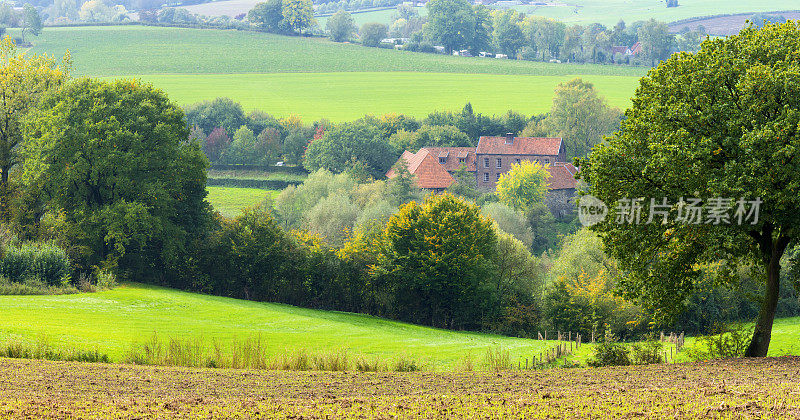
[
  {"xmin": 475, "ymin": 154, "xmax": 559, "ymax": 190},
  {"xmin": 544, "ymin": 188, "xmax": 577, "ymax": 218}
]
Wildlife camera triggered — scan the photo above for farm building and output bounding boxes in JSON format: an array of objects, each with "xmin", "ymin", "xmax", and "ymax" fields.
[{"xmin": 387, "ymin": 135, "xmax": 578, "ymax": 216}]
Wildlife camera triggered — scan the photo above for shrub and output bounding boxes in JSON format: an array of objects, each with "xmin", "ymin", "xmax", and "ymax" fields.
[
  {"xmin": 94, "ymin": 268, "xmax": 118, "ymax": 290},
  {"xmin": 630, "ymin": 339, "xmax": 664, "ymax": 365},
  {"xmin": 685, "ymin": 324, "xmax": 753, "ymax": 361},
  {"xmin": 1, "ymin": 243, "xmax": 71, "ymax": 286},
  {"xmin": 588, "ymin": 332, "xmax": 631, "ymax": 367},
  {"xmin": 483, "ymin": 347, "xmax": 511, "ymax": 371},
  {"xmin": 392, "ymin": 355, "xmax": 422, "ymax": 372}
]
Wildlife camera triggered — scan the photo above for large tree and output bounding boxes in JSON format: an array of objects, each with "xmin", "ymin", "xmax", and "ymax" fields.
[
  {"xmin": 360, "ymin": 22, "xmax": 388, "ymax": 48},
  {"xmin": 326, "ymin": 10, "xmax": 356, "ymax": 42},
  {"xmin": 637, "ymin": 18, "xmax": 674, "ymax": 65},
  {"xmin": 21, "ymin": 3, "xmax": 42, "ymax": 43},
  {"xmin": 523, "ymin": 78, "xmax": 622, "ymax": 159},
  {"xmin": 424, "ymin": 0, "xmax": 475, "ymax": 53},
  {"xmin": 496, "ymin": 160, "xmax": 550, "ymax": 214},
  {"xmin": 248, "ymin": 0, "xmax": 286, "ymax": 33},
  {"xmin": 580, "ymin": 22, "xmax": 800, "ymax": 357},
  {"xmin": 303, "ymin": 120, "xmax": 396, "ymax": 179},
  {"xmin": 281, "ymin": 0, "xmax": 315, "ymax": 34},
  {"xmin": 22, "ymin": 78, "xmax": 211, "ymax": 281},
  {"xmin": 375, "ymin": 193, "xmax": 497, "ymax": 328},
  {"xmin": 0, "ymin": 38, "xmax": 70, "ymax": 213},
  {"xmin": 492, "ymin": 10, "xmax": 524, "ymax": 57}
]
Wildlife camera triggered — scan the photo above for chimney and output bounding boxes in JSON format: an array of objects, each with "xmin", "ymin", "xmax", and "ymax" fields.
[{"xmin": 505, "ymin": 133, "xmax": 514, "ymax": 144}]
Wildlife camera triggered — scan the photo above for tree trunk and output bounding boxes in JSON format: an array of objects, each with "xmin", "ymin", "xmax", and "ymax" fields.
[{"xmin": 744, "ymin": 235, "xmax": 790, "ymax": 357}]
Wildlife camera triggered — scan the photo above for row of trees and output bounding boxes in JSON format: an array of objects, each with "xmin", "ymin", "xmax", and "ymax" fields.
[
  {"xmin": 184, "ymin": 77, "xmax": 622, "ymax": 180},
  {"xmin": 321, "ymin": 2, "xmax": 705, "ymax": 66}
]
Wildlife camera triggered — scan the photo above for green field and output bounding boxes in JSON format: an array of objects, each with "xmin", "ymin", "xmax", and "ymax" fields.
[
  {"xmin": 11, "ymin": 26, "xmax": 644, "ymax": 121},
  {"xmin": 0, "ymin": 283, "xmax": 555, "ymax": 370},
  {"xmin": 206, "ymin": 186, "xmax": 277, "ymax": 217},
  {"xmin": 138, "ymin": 72, "xmax": 638, "ymax": 121},
  {"xmin": 16, "ymin": 26, "xmax": 648, "ymax": 77}
]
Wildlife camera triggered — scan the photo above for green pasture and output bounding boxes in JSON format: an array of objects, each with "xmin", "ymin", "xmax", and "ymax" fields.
[
  {"xmin": 136, "ymin": 72, "xmax": 639, "ymax": 121},
  {"xmin": 13, "ymin": 26, "xmax": 647, "ymax": 77},
  {"xmin": 0, "ymin": 283, "xmax": 556, "ymax": 369},
  {"xmin": 206, "ymin": 186, "xmax": 277, "ymax": 217},
  {"xmin": 10, "ymin": 26, "xmax": 645, "ymax": 121},
  {"xmin": 508, "ymin": 0, "xmax": 799, "ymax": 26}
]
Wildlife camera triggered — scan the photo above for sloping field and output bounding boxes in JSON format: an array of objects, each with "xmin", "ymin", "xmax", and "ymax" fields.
[
  {"xmin": 11, "ymin": 26, "xmax": 643, "ymax": 121},
  {"xmin": 0, "ymin": 283, "xmax": 551, "ymax": 369},
  {"xmin": 669, "ymin": 11, "xmax": 800, "ymax": 35},
  {"xmin": 138, "ymin": 72, "xmax": 639, "ymax": 121},
  {"xmin": 16, "ymin": 26, "xmax": 648, "ymax": 77},
  {"xmin": 1, "ymin": 357, "xmax": 799, "ymax": 418}
]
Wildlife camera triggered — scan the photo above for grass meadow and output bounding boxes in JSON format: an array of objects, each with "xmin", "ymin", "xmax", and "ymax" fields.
[
  {"xmin": 206, "ymin": 186, "xmax": 277, "ymax": 217},
  {"xmin": 11, "ymin": 26, "xmax": 644, "ymax": 121},
  {"xmin": 138, "ymin": 72, "xmax": 639, "ymax": 121},
  {"xmin": 0, "ymin": 283, "xmax": 558, "ymax": 370},
  {"xmin": 14, "ymin": 26, "xmax": 649, "ymax": 77}
]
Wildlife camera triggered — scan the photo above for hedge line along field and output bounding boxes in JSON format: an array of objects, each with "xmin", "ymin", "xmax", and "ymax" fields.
[
  {"xmin": 138, "ymin": 72, "xmax": 639, "ymax": 121},
  {"xmin": 12, "ymin": 26, "xmax": 642, "ymax": 120},
  {"xmin": 206, "ymin": 186, "xmax": 277, "ymax": 217},
  {"xmin": 0, "ymin": 283, "xmax": 554, "ymax": 370},
  {"xmin": 1, "ymin": 357, "xmax": 799, "ymax": 418}
]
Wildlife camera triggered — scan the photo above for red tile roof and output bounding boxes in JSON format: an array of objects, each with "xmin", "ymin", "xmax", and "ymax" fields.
[
  {"xmin": 546, "ymin": 162, "xmax": 578, "ymax": 190},
  {"xmin": 386, "ymin": 149, "xmax": 455, "ymax": 190},
  {"xmin": 476, "ymin": 136, "xmax": 562, "ymax": 156},
  {"xmin": 420, "ymin": 147, "xmax": 476, "ymax": 172}
]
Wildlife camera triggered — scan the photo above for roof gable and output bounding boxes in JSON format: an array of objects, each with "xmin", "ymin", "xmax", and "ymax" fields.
[
  {"xmin": 386, "ymin": 149, "xmax": 455, "ymax": 189},
  {"xmin": 476, "ymin": 136, "xmax": 563, "ymax": 156},
  {"xmin": 546, "ymin": 162, "xmax": 578, "ymax": 190}
]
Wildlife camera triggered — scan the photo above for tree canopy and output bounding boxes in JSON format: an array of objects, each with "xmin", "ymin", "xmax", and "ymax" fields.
[
  {"xmin": 326, "ymin": 10, "xmax": 356, "ymax": 42},
  {"xmin": 496, "ymin": 160, "xmax": 551, "ymax": 214},
  {"xmin": 21, "ymin": 78, "xmax": 211, "ymax": 280},
  {"xmin": 522, "ymin": 78, "xmax": 622, "ymax": 159},
  {"xmin": 580, "ymin": 21, "xmax": 800, "ymax": 357},
  {"xmin": 0, "ymin": 37, "xmax": 70, "ymax": 214},
  {"xmin": 304, "ymin": 120, "xmax": 396, "ymax": 179},
  {"xmin": 425, "ymin": 0, "xmax": 476, "ymax": 53},
  {"xmin": 375, "ymin": 193, "xmax": 497, "ymax": 328}
]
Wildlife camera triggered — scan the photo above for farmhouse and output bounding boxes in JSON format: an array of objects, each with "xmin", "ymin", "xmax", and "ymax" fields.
[{"xmin": 387, "ymin": 135, "xmax": 578, "ymax": 216}]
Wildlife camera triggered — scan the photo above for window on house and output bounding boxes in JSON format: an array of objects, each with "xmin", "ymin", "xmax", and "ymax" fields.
[
  {"xmin": 439, "ymin": 157, "xmax": 446, "ymax": 164},
  {"xmin": 515, "ymin": 158, "xmax": 520, "ymax": 164},
  {"xmin": 483, "ymin": 172, "xmax": 489, "ymax": 182},
  {"xmin": 459, "ymin": 157, "xmax": 466, "ymax": 164},
  {"xmin": 483, "ymin": 158, "xmax": 489, "ymax": 168},
  {"xmin": 496, "ymin": 173, "xmax": 501, "ymax": 181},
  {"xmin": 496, "ymin": 158, "xmax": 502, "ymax": 169},
  {"xmin": 544, "ymin": 158, "xmax": 550, "ymax": 165}
]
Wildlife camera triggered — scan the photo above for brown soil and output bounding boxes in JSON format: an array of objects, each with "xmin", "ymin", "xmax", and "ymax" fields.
[{"xmin": 1, "ymin": 356, "xmax": 799, "ymax": 418}]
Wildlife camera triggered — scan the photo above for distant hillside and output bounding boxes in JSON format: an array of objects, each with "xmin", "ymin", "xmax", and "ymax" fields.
[{"xmin": 668, "ymin": 10, "xmax": 800, "ymax": 36}]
